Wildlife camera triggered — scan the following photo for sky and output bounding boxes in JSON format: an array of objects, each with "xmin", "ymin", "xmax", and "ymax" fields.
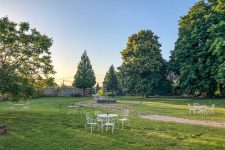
[{"xmin": 0, "ymin": 0, "xmax": 199, "ymax": 86}]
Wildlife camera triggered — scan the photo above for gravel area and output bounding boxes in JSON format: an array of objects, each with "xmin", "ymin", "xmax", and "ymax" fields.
[{"xmin": 140, "ymin": 114, "xmax": 225, "ymax": 129}]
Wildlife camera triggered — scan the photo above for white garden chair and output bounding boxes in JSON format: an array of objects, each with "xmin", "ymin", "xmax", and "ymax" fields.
[
  {"xmin": 208, "ymin": 104, "xmax": 215, "ymax": 114},
  {"xmin": 101, "ymin": 118, "xmax": 115, "ymax": 134},
  {"xmin": 8, "ymin": 102, "xmax": 15, "ymax": 112},
  {"xmin": 188, "ymin": 104, "xmax": 195, "ymax": 114},
  {"xmin": 23, "ymin": 102, "xmax": 30, "ymax": 111},
  {"xmin": 85, "ymin": 114, "xmax": 98, "ymax": 133},
  {"xmin": 118, "ymin": 109, "xmax": 129, "ymax": 127}
]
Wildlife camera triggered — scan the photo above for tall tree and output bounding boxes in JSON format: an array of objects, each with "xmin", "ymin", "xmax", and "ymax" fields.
[
  {"xmin": 118, "ymin": 30, "xmax": 171, "ymax": 97},
  {"xmin": 104, "ymin": 65, "xmax": 118, "ymax": 95},
  {"xmin": 170, "ymin": 0, "xmax": 225, "ymax": 97},
  {"xmin": 73, "ymin": 51, "xmax": 96, "ymax": 96},
  {"xmin": 0, "ymin": 17, "xmax": 55, "ymax": 101}
]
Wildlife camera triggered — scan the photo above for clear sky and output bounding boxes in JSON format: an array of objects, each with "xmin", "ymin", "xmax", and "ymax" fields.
[{"xmin": 0, "ymin": 0, "xmax": 199, "ymax": 86}]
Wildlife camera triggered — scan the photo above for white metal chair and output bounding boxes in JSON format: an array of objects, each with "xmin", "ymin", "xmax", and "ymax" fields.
[
  {"xmin": 118, "ymin": 109, "xmax": 129, "ymax": 127},
  {"xmin": 198, "ymin": 105, "xmax": 208, "ymax": 115},
  {"xmin": 85, "ymin": 114, "xmax": 98, "ymax": 133},
  {"xmin": 188, "ymin": 104, "xmax": 195, "ymax": 114},
  {"xmin": 23, "ymin": 102, "xmax": 30, "ymax": 111},
  {"xmin": 208, "ymin": 104, "xmax": 215, "ymax": 114},
  {"xmin": 8, "ymin": 102, "xmax": 15, "ymax": 112},
  {"xmin": 101, "ymin": 117, "xmax": 115, "ymax": 134}
]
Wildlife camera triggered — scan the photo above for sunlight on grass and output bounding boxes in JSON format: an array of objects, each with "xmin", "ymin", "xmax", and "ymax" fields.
[{"xmin": 1, "ymin": 97, "xmax": 225, "ymax": 149}]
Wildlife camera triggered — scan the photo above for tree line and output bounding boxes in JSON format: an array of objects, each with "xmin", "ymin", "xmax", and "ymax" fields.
[
  {"xmin": 73, "ymin": 0, "xmax": 225, "ymax": 97},
  {"xmin": 0, "ymin": 0, "xmax": 224, "ymax": 101}
]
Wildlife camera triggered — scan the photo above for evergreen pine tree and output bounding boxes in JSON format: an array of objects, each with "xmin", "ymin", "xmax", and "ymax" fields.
[{"xmin": 73, "ymin": 50, "xmax": 96, "ymax": 96}]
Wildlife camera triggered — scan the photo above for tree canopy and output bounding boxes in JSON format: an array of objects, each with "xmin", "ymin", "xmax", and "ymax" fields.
[
  {"xmin": 169, "ymin": 0, "xmax": 225, "ymax": 97},
  {"xmin": 0, "ymin": 17, "xmax": 55, "ymax": 101},
  {"xmin": 118, "ymin": 30, "xmax": 172, "ymax": 97},
  {"xmin": 73, "ymin": 50, "xmax": 96, "ymax": 96},
  {"xmin": 104, "ymin": 65, "xmax": 118, "ymax": 94}
]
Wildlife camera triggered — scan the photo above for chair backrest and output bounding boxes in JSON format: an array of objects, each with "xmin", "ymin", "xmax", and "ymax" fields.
[
  {"xmin": 25, "ymin": 102, "xmax": 30, "ymax": 106},
  {"xmin": 188, "ymin": 103, "xmax": 192, "ymax": 108},
  {"xmin": 95, "ymin": 110, "xmax": 102, "ymax": 116},
  {"xmin": 124, "ymin": 109, "xmax": 129, "ymax": 117},
  {"xmin": 193, "ymin": 103, "xmax": 200, "ymax": 106},
  {"xmin": 8, "ymin": 102, "xmax": 14, "ymax": 109}
]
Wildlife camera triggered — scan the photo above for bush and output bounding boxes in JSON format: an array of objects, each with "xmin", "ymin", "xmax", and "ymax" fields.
[{"xmin": 97, "ymin": 89, "xmax": 103, "ymax": 95}]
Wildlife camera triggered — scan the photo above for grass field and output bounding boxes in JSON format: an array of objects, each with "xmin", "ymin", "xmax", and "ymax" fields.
[{"xmin": 1, "ymin": 96, "xmax": 225, "ymax": 150}]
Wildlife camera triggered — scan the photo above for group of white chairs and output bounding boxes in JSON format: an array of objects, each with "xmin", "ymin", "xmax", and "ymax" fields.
[
  {"xmin": 8, "ymin": 101, "xmax": 30, "ymax": 112},
  {"xmin": 85, "ymin": 109, "xmax": 129, "ymax": 134},
  {"xmin": 188, "ymin": 103, "xmax": 215, "ymax": 115}
]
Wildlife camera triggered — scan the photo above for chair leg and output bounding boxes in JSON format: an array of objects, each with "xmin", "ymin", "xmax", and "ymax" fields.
[
  {"xmin": 112, "ymin": 126, "xmax": 114, "ymax": 134},
  {"xmin": 101, "ymin": 124, "xmax": 104, "ymax": 133}
]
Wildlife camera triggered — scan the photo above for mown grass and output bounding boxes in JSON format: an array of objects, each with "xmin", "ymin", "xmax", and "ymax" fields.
[
  {"xmin": 117, "ymin": 96, "xmax": 225, "ymax": 122},
  {"xmin": 0, "ymin": 96, "xmax": 225, "ymax": 150}
]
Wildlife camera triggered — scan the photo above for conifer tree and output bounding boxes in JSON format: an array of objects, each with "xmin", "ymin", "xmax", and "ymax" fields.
[
  {"xmin": 104, "ymin": 65, "xmax": 118, "ymax": 95},
  {"xmin": 73, "ymin": 51, "xmax": 96, "ymax": 96}
]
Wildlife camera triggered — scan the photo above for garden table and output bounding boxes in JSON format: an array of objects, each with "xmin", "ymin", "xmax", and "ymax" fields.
[
  {"xmin": 98, "ymin": 114, "xmax": 118, "ymax": 122},
  {"xmin": 193, "ymin": 105, "xmax": 208, "ymax": 115},
  {"xmin": 67, "ymin": 105, "xmax": 79, "ymax": 108},
  {"xmin": 13, "ymin": 104, "xmax": 25, "ymax": 106},
  {"xmin": 98, "ymin": 114, "xmax": 118, "ymax": 118},
  {"xmin": 13, "ymin": 103, "xmax": 26, "ymax": 111}
]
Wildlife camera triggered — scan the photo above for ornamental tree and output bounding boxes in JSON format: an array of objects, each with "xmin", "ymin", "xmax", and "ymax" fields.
[
  {"xmin": 0, "ymin": 17, "xmax": 55, "ymax": 101},
  {"xmin": 118, "ymin": 30, "xmax": 172, "ymax": 97},
  {"xmin": 73, "ymin": 51, "xmax": 96, "ymax": 96}
]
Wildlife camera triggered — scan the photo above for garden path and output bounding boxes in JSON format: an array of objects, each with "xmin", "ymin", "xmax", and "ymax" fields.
[{"xmin": 140, "ymin": 114, "xmax": 225, "ymax": 129}]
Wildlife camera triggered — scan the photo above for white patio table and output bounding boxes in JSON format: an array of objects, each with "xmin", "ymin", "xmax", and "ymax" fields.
[{"xmin": 98, "ymin": 114, "xmax": 118, "ymax": 118}]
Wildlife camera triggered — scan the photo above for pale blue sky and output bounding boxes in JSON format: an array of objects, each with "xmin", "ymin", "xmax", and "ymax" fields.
[{"xmin": 0, "ymin": 0, "xmax": 199, "ymax": 85}]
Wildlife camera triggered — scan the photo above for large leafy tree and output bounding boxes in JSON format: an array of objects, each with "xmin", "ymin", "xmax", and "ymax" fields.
[
  {"xmin": 118, "ymin": 30, "xmax": 171, "ymax": 97},
  {"xmin": 170, "ymin": 0, "xmax": 225, "ymax": 97},
  {"xmin": 0, "ymin": 17, "xmax": 55, "ymax": 101},
  {"xmin": 73, "ymin": 51, "xmax": 96, "ymax": 96},
  {"xmin": 104, "ymin": 65, "xmax": 118, "ymax": 95}
]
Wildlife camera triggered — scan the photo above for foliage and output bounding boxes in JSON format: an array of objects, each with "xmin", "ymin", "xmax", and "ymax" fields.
[
  {"xmin": 0, "ymin": 17, "xmax": 55, "ymax": 101},
  {"xmin": 170, "ymin": 0, "xmax": 225, "ymax": 97},
  {"xmin": 97, "ymin": 89, "xmax": 103, "ymax": 95},
  {"xmin": 118, "ymin": 30, "xmax": 172, "ymax": 96},
  {"xmin": 104, "ymin": 65, "xmax": 118, "ymax": 94},
  {"xmin": 73, "ymin": 50, "xmax": 96, "ymax": 96}
]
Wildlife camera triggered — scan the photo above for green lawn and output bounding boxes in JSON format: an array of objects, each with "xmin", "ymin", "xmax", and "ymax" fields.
[{"xmin": 0, "ymin": 96, "xmax": 225, "ymax": 150}]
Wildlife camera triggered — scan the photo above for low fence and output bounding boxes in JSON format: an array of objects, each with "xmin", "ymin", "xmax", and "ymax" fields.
[{"xmin": 42, "ymin": 87, "xmax": 83, "ymax": 97}]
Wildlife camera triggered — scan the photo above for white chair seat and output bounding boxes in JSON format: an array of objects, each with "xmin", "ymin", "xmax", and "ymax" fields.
[
  {"xmin": 104, "ymin": 122, "xmax": 114, "ymax": 126},
  {"xmin": 119, "ymin": 118, "xmax": 128, "ymax": 121},
  {"xmin": 102, "ymin": 122, "xmax": 115, "ymax": 134},
  {"xmin": 88, "ymin": 122, "xmax": 98, "ymax": 125}
]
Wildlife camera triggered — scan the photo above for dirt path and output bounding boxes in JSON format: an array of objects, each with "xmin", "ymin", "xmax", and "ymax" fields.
[
  {"xmin": 82, "ymin": 100, "xmax": 225, "ymax": 129},
  {"xmin": 140, "ymin": 114, "xmax": 225, "ymax": 129}
]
